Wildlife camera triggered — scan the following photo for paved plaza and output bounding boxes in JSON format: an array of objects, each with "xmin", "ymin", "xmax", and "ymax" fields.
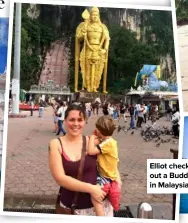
[{"xmin": 3, "ymin": 106, "xmax": 177, "ymax": 215}]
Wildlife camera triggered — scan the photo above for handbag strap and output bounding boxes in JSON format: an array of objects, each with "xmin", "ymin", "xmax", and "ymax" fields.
[
  {"xmin": 71, "ymin": 136, "xmax": 86, "ymax": 210},
  {"xmin": 58, "ymin": 136, "xmax": 87, "ymax": 212}
]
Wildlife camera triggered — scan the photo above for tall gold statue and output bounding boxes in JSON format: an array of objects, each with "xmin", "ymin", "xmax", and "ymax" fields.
[{"xmin": 75, "ymin": 7, "xmax": 110, "ymax": 93}]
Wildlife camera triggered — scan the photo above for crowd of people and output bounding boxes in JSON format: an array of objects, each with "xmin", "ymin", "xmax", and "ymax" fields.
[
  {"xmin": 50, "ymin": 99, "xmax": 180, "ymax": 139},
  {"xmin": 22, "ymin": 96, "xmax": 180, "ymax": 140}
]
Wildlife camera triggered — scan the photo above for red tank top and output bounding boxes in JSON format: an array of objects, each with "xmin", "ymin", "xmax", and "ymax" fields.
[{"xmin": 60, "ymin": 149, "xmax": 97, "ymax": 209}]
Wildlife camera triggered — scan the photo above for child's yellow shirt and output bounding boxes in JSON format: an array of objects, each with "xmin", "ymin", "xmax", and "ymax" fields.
[{"xmin": 97, "ymin": 137, "xmax": 119, "ymax": 180}]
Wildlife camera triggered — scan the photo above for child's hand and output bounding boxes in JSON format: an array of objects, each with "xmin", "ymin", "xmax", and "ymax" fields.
[
  {"xmin": 89, "ymin": 134, "xmax": 101, "ymax": 146},
  {"xmin": 93, "ymin": 129, "xmax": 98, "ymax": 136},
  {"xmin": 94, "ymin": 137, "xmax": 101, "ymax": 146},
  {"xmin": 89, "ymin": 134, "xmax": 96, "ymax": 139}
]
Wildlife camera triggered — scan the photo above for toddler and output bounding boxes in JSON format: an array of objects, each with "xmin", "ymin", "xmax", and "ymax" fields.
[{"xmin": 87, "ymin": 115, "xmax": 121, "ymax": 216}]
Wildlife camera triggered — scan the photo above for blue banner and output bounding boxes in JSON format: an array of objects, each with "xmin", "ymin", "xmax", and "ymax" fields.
[{"xmin": 0, "ymin": 17, "xmax": 9, "ymax": 74}]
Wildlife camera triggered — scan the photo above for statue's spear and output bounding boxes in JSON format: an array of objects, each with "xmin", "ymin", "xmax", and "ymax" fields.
[
  {"xmin": 103, "ymin": 49, "xmax": 108, "ymax": 94},
  {"xmin": 102, "ymin": 26, "xmax": 110, "ymax": 94},
  {"xmin": 74, "ymin": 36, "xmax": 79, "ymax": 92},
  {"xmin": 81, "ymin": 10, "xmax": 90, "ymax": 91}
]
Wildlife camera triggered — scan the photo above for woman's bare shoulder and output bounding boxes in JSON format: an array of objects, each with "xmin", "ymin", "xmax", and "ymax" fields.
[
  {"xmin": 49, "ymin": 137, "xmax": 66, "ymax": 154},
  {"xmin": 50, "ymin": 136, "xmax": 65, "ymax": 145},
  {"xmin": 49, "ymin": 138, "xmax": 59, "ymax": 146},
  {"xmin": 49, "ymin": 138, "xmax": 62, "ymax": 151}
]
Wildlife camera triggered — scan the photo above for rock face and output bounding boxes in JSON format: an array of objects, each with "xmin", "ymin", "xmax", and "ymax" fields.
[
  {"xmin": 120, "ymin": 9, "xmax": 141, "ymax": 40},
  {"xmin": 27, "ymin": 4, "xmax": 40, "ymax": 19},
  {"xmin": 161, "ymin": 54, "xmax": 176, "ymax": 83}
]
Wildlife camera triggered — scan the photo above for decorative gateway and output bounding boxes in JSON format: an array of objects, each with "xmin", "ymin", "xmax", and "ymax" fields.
[{"xmin": 75, "ymin": 7, "xmax": 110, "ymax": 93}]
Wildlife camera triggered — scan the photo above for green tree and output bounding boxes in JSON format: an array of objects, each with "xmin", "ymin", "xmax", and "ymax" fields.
[
  {"xmin": 176, "ymin": 0, "xmax": 188, "ymax": 22},
  {"xmin": 12, "ymin": 4, "xmax": 54, "ymax": 90},
  {"xmin": 106, "ymin": 25, "xmax": 160, "ymax": 93}
]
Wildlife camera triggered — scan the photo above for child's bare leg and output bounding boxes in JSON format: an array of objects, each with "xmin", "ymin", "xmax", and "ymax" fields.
[{"xmin": 91, "ymin": 196, "xmax": 104, "ymax": 216}]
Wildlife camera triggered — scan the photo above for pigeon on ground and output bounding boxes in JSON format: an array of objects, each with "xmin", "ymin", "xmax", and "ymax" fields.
[{"xmin": 117, "ymin": 126, "xmax": 121, "ymax": 133}]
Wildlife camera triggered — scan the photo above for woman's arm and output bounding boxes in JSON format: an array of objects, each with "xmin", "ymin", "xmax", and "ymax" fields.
[
  {"xmin": 116, "ymin": 169, "xmax": 122, "ymax": 187},
  {"xmin": 49, "ymin": 139, "xmax": 105, "ymax": 202}
]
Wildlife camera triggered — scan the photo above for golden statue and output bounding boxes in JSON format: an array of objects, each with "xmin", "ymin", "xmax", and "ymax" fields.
[{"xmin": 75, "ymin": 7, "xmax": 110, "ymax": 93}]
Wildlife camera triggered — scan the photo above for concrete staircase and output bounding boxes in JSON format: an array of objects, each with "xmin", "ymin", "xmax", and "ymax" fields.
[{"xmin": 39, "ymin": 40, "xmax": 70, "ymax": 87}]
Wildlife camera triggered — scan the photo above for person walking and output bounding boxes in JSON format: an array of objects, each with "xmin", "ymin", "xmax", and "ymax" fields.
[
  {"xmin": 143, "ymin": 104, "xmax": 148, "ymax": 123},
  {"xmin": 53, "ymin": 102, "xmax": 59, "ymax": 133},
  {"xmin": 95, "ymin": 101, "xmax": 100, "ymax": 116},
  {"xmin": 171, "ymin": 106, "xmax": 180, "ymax": 138},
  {"xmin": 113, "ymin": 104, "xmax": 118, "ymax": 120},
  {"xmin": 135, "ymin": 103, "xmax": 140, "ymax": 120},
  {"xmin": 102, "ymin": 102, "xmax": 109, "ymax": 115},
  {"xmin": 136, "ymin": 104, "xmax": 145, "ymax": 128},
  {"xmin": 150, "ymin": 104, "xmax": 158, "ymax": 124},
  {"xmin": 166, "ymin": 104, "xmax": 172, "ymax": 121},
  {"xmin": 129, "ymin": 104, "xmax": 135, "ymax": 129},
  {"xmin": 147, "ymin": 103, "xmax": 151, "ymax": 120},
  {"xmin": 30, "ymin": 100, "xmax": 34, "ymax": 116},
  {"xmin": 108, "ymin": 104, "xmax": 114, "ymax": 119},
  {"xmin": 56, "ymin": 101, "xmax": 66, "ymax": 136},
  {"xmin": 118, "ymin": 103, "xmax": 126, "ymax": 123},
  {"xmin": 38, "ymin": 100, "xmax": 44, "ymax": 118},
  {"xmin": 85, "ymin": 102, "xmax": 92, "ymax": 123}
]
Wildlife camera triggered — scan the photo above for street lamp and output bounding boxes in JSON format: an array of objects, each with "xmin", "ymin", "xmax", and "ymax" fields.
[{"xmin": 12, "ymin": 3, "xmax": 22, "ymax": 114}]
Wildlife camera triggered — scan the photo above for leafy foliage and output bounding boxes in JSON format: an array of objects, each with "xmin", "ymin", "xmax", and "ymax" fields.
[
  {"xmin": 105, "ymin": 25, "xmax": 159, "ymax": 93},
  {"xmin": 12, "ymin": 4, "xmax": 54, "ymax": 90},
  {"xmin": 140, "ymin": 10, "xmax": 175, "ymax": 74},
  {"xmin": 176, "ymin": 0, "xmax": 188, "ymax": 23}
]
